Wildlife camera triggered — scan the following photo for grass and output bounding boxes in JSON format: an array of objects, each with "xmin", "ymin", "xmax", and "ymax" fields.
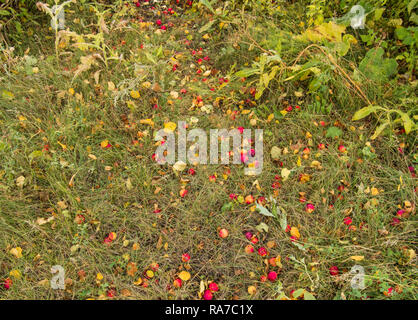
[{"xmin": 0, "ymin": 0, "xmax": 416, "ymax": 300}]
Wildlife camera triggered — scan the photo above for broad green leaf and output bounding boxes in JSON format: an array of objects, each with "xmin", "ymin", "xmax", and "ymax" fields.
[
  {"xmin": 292, "ymin": 289, "xmax": 305, "ymax": 298},
  {"xmin": 352, "ymin": 105, "xmax": 380, "ymax": 121},
  {"xmin": 400, "ymin": 112, "xmax": 414, "ymax": 134},
  {"xmin": 303, "ymin": 291, "xmax": 316, "ymax": 300},
  {"xmin": 359, "ymin": 48, "xmax": 398, "ymax": 82}
]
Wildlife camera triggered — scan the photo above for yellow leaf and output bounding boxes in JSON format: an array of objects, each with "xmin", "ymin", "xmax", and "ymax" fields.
[
  {"xmin": 126, "ymin": 262, "xmax": 138, "ymax": 277},
  {"xmin": 10, "ymin": 247, "xmax": 23, "ymax": 259},
  {"xmin": 100, "ymin": 140, "xmax": 109, "ymax": 148},
  {"xmin": 142, "ymin": 81, "xmax": 152, "ymax": 89},
  {"xmin": 36, "ymin": 216, "xmax": 55, "ymax": 225},
  {"xmin": 290, "ymin": 227, "xmax": 300, "ymax": 239},
  {"xmin": 16, "ymin": 176, "xmax": 25, "ymax": 188},
  {"xmin": 57, "ymin": 141, "xmax": 67, "ymax": 150},
  {"xmin": 96, "ymin": 273, "xmax": 103, "ymax": 281},
  {"xmin": 350, "ymin": 256, "xmax": 364, "ymax": 261},
  {"xmin": 164, "ymin": 122, "xmax": 177, "ymax": 133},
  {"xmin": 108, "ymin": 81, "xmax": 115, "ymax": 91},
  {"xmin": 126, "ymin": 177, "xmax": 133, "ymax": 191},
  {"xmin": 9, "ymin": 269, "xmax": 22, "ymax": 279},
  {"xmin": 281, "ymin": 168, "xmax": 291, "ymax": 181},
  {"xmin": 140, "ymin": 119, "xmax": 154, "ymax": 127},
  {"xmin": 371, "ymin": 187, "xmax": 379, "ymax": 196},
  {"xmin": 311, "ymin": 160, "xmax": 322, "ymax": 169},
  {"xmin": 173, "ymin": 161, "xmax": 187, "ymax": 172},
  {"xmin": 248, "ymin": 285, "xmax": 257, "ymax": 295},
  {"xmin": 178, "ymin": 271, "xmax": 191, "ymax": 281},
  {"xmin": 130, "ymin": 90, "xmax": 140, "ymax": 99}
]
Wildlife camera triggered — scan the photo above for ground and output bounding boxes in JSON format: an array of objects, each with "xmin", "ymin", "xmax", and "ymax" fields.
[{"xmin": 0, "ymin": 0, "xmax": 416, "ymax": 300}]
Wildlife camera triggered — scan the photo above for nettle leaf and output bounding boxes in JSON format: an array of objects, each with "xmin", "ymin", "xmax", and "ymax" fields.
[
  {"xmin": 256, "ymin": 203, "xmax": 274, "ymax": 217},
  {"xmin": 359, "ymin": 48, "xmax": 398, "ymax": 82},
  {"xmin": 326, "ymin": 126, "xmax": 342, "ymax": 138}
]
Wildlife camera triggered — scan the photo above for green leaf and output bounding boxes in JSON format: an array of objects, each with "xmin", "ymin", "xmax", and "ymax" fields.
[
  {"xmin": 1, "ymin": 90, "xmax": 15, "ymax": 100},
  {"xmin": 408, "ymin": 0, "xmax": 418, "ymax": 14},
  {"xmin": 374, "ymin": 8, "xmax": 385, "ymax": 21},
  {"xmin": 410, "ymin": 12, "xmax": 418, "ymax": 24},
  {"xmin": 235, "ymin": 68, "xmax": 259, "ymax": 78},
  {"xmin": 303, "ymin": 291, "xmax": 316, "ymax": 300},
  {"xmin": 371, "ymin": 122, "xmax": 389, "ymax": 140},
  {"xmin": 199, "ymin": 20, "xmax": 216, "ymax": 33},
  {"xmin": 352, "ymin": 105, "xmax": 380, "ymax": 121},
  {"xmin": 156, "ymin": 45, "xmax": 163, "ymax": 58},
  {"xmin": 0, "ymin": 10, "xmax": 11, "ymax": 16},
  {"xmin": 255, "ymin": 222, "xmax": 269, "ymax": 233},
  {"xmin": 359, "ymin": 48, "xmax": 398, "ymax": 82},
  {"xmin": 326, "ymin": 126, "xmax": 342, "ymax": 138},
  {"xmin": 221, "ymin": 202, "xmax": 233, "ymax": 212},
  {"xmin": 199, "ymin": 0, "xmax": 215, "ymax": 14},
  {"xmin": 255, "ymin": 203, "xmax": 274, "ymax": 217},
  {"xmin": 399, "ymin": 112, "xmax": 414, "ymax": 134},
  {"xmin": 292, "ymin": 289, "xmax": 305, "ymax": 298},
  {"xmin": 277, "ymin": 207, "xmax": 287, "ymax": 231},
  {"xmin": 29, "ymin": 150, "xmax": 43, "ymax": 159}
]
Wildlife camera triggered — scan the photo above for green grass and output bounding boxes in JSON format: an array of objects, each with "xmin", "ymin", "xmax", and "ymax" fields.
[{"xmin": 0, "ymin": 0, "xmax": 416, "ymax": 300}]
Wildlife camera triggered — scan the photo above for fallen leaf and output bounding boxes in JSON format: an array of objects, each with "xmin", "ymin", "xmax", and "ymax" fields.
[
  {"xmin": 10, "ymin": 247, "xmax": 23, "ymax": 258},
  {"xmin": 350, "ymin": 256, "xmax": 364, "ymax": 261},
  {"xmin": 179, "ymin": 271, "xmax": 191, "ymax": 281}
]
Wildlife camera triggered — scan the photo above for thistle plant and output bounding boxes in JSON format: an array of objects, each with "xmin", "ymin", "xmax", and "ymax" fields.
[{"xmin": 36, "ymin": 0, "xmax": 76, "ymax": 60}]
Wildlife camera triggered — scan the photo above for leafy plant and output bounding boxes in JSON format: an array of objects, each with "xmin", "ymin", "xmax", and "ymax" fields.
[
  {"xmin": 358, "ymin": 47, "xmax": 398, "ymax": 82},
  {"xmin": 352, "ymin": 104, "xmax": 416, "ymax": 139},
  {"xmin": 36, "ymin": 0, "xmax": 76, "ymax": 59}
]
